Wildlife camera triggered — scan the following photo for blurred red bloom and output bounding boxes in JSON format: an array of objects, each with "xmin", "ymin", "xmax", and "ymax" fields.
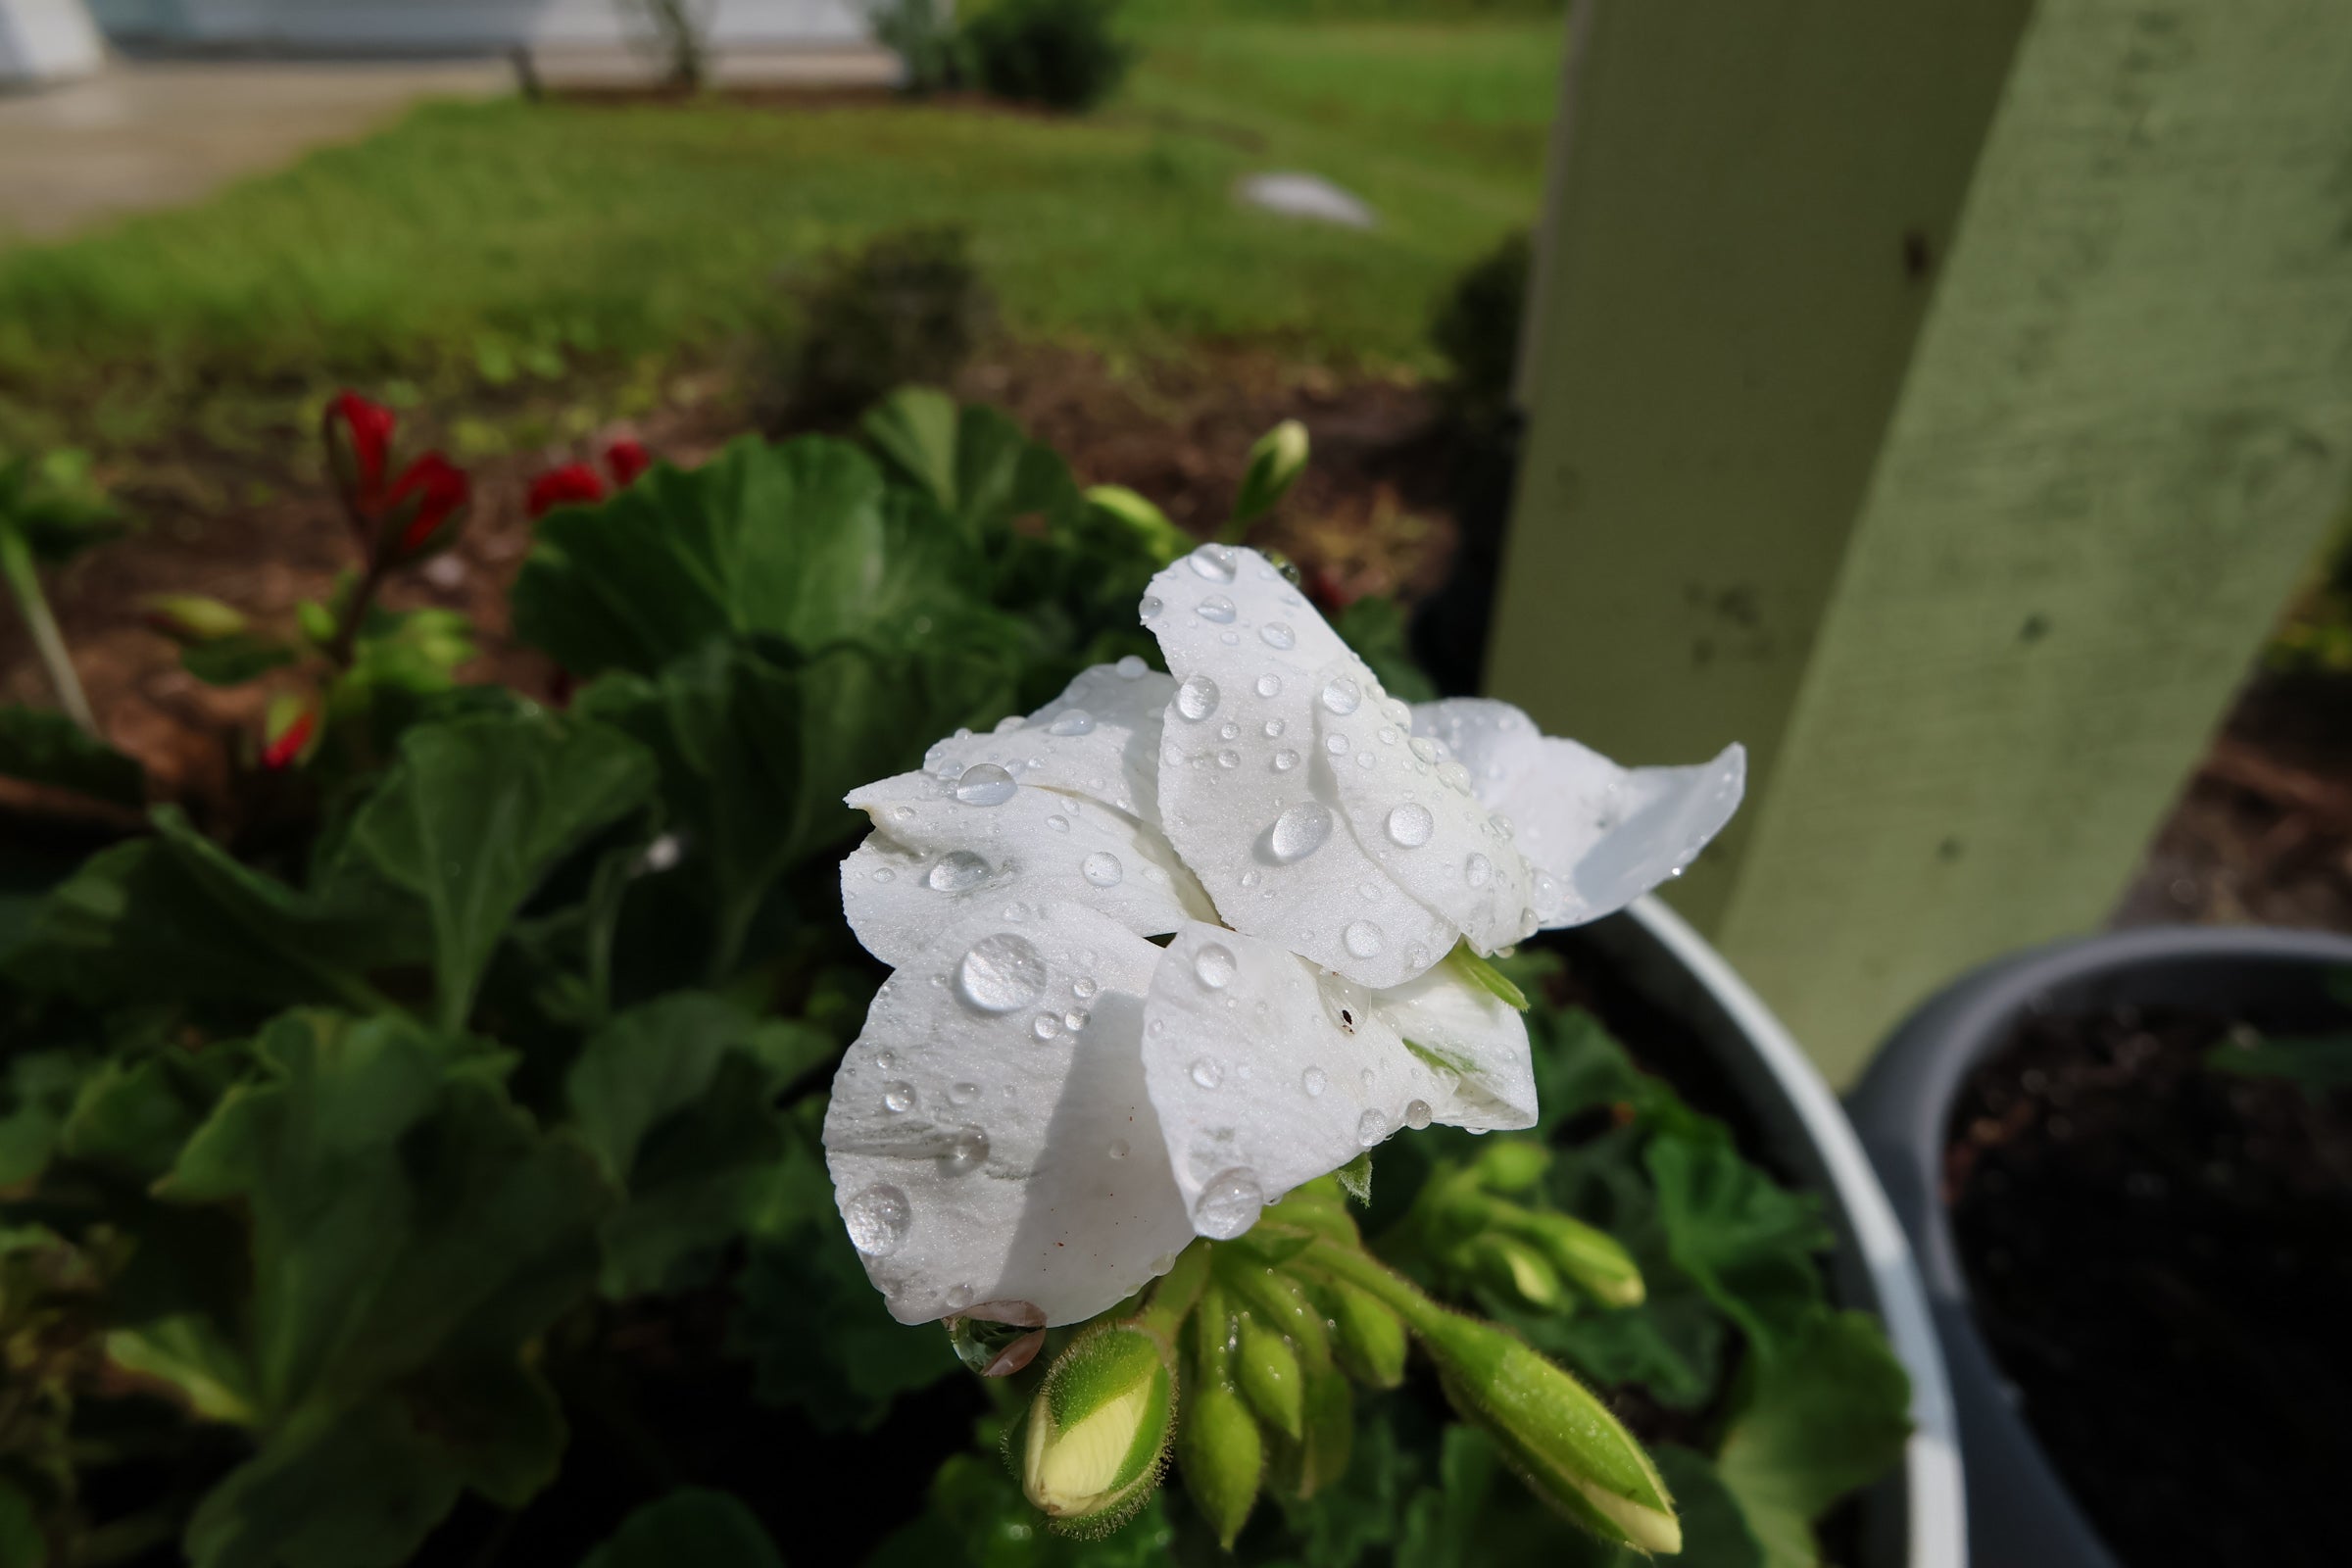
[
  {"xmin": 387, "ymin": 454, "xmax": 471, "ymax": 556},
  {"xmin": 527, "ymin": 463, "xmax": 608, "ymax": 521},
  {"xmin": 325, "ymin": 391, "xmax": 398, "ymax": 513},
  {"xmin": 605, "ymin": 438, "xmax": 652, "ymax": 488},
  {"xmin": 262, "ymin": 705, "xmax": 318, "ymax": 770}
]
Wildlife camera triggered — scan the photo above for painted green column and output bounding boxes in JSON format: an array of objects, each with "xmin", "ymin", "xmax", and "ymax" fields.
[{"xmin": 1488, "ymin": 0, "xmax": 2352, "ymax": 1081}]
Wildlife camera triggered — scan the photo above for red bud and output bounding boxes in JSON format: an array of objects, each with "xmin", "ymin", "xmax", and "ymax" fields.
[
  {"xmin": 324, "ymin": 391, "xmax": 397, "ymax": 514},
  {"xmin": 385, "ymin": 453, "xmax": 470, "ymax": 558},
  {"xmin": 262, "ymin": 700, "xmax": 318, "ymax": 771},
  {"xmin": 604, "ymin": 438, "xmax": 651, "ymax": 488},
  {"xmin": 526, "ymin": 462, "xmax": 608, "ymax": 521}
]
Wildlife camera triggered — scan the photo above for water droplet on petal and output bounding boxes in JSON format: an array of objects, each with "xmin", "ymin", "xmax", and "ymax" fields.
[
  {"xmin": 1344, "ymin": 920, "xmax": 1385, "ymax": 958},
  {"xmin": 1378, "ymin": 726, "xmax": 1399, "ymax": 746},
  {"xmin": 1255, "ymin": 673, "xmax": 1283, "ymax": 699},
  {"xmin": 1268, "ymin": 803, "xmax": 1333, "ymax": 861},
  {"xmin": 1198, "ymin": 594, "xmax": 1238, "ymax": 623},
  {"xmin": 1466, "ymin": 853, "xmax": 1494, "ymax": 889},
  {"xmin": 1046, "ymin": 814, "xmax": 1070, "ymax": 832},
  {"xmin": 957, "ymin": 934, "xmax": 1047, "ymax": 1013},
  {"xmin": 1049, "ymin": 709, "xmax": 1097, "ymax": 737},
  {"xmin": 1188, "ymin": 544, "xmax": 1237, "ymax": 583},
  {"xmin": 928, "ymin": 851, "xmax": 992, "ymax": 892},
  {"xmin": 1217, "ymin": 749, "xmax": 1240, "ymax": 768},
  {"xmin": 950, "ymin": 1082, "xmax": 980, "ymax": 1105},
  {"xmin": 1082, "ymin": 851, "xmax": 1124, "ymax": 888},
  {"xmin": 1116, "ymin": 655, "xmax": 1150, "ymax": 678},
  {"xmin": 1321, "ymin": 675, "xmax": 1362, "ymax": 715},
  {"xmin": 1387, "ymin": 804, "xmax": 1434, "ymax": 848},
  {"xmin": 1325, "ymin": 733, "xmax": 1350, "ymax": 756},
  {"xmin": 1404, "ymin": 1100, "xmax": 1433, "ymax": 1130},
  {"xmin": 1176, "ymin": 675, "xmax": 1221, "ymax": 722},
  {"xmin": 1272, "ymin": 748, "xmax": 1300, "ymax": 772},
  {"xmin": 883, "ymin": 1081, "xmax": 916, "ymax": 1113},
  {"xmin": 871, "ymin": 867, "xmax": 897, "ymax": 883},
  {"xmin": 1140, "ymin": 595, "xmax": 1164, "ymax": 619},
  {"xmin": 1437, "ymin": 761, "xmax": 1472, "ymax": 795},
  {"xmin": 1262, "ymin": 717, "xmax": 1286, "ymax": 739},
  {"xmin": 1219, "ymin": 720, "xmax": 1241, "ymax": 740},
  {"xmin": 1260, "ymin": 621, "xmax": 1296, "ymax": 650},
  {"xmin": 1073, "ymin": 975, "xmax": 1099, "ymax": 999},
  {"xmin": 1032, "ymin": 1013, "xmax": 1062, "ymax": 1042},
  {"xmin": 1302, "ymin": 1066, "xmax": 1328, "ymax": 1098},
  {"xmin": 1194, "ymin": 943, "xmax": 1239, "ymax": 989},
  {"xmin": 940, "ymin": 1127, "xmax": 990, "ymax": 1175},
  {"xmin": 1191, "ymin": 1056, "xmax": 1224, "ymax": 1089},
  {"xmin": 1193, "ymin": 1169, "xmax": 1265, "ymax": 1240},
  {"xmin": 955, "ymin": 762, "xmax": 1017, "ymax": 806},
  {"xmin": 1356, "ymin": 1109, "xmax": 1388, "ymax": 1148},
  {"xmin": 1409, "ymin": 736, "xmax": 1440, "ymax": 764},
  {"xmin": 845, "ymin": 1185, "xmax": 911, "ymax": 1255},
  {"xmin": 1405, "ymin": 942, "xmax": 1430, "ymax": 969}
]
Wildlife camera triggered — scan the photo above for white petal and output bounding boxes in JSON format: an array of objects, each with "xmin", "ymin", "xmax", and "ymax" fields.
[
  {"xmin": 840, "ymin": 781, "xmax": 1213, "ymax": 968},
  {"xmin": 1144, "ymin": 550, "xmax": 1461, "ymax": 989},
  {"xmin": 1139, "ymin": 923, "xmax": 1513, "ymax": 1238},
  {"xmin": 1412, "ymin": 698, "xmax": 1746, "ymax": 927},
  {"xmin": 823, "ymin": 903, "xmax": 1197, "ymax": 1327},
  {"xmin": 1370, "ymin": 959, "xmax": 1538, "ymax": 1132},
  {"xmin": 858, "ymin": 663, "xmax": 1175, "ymax": 822}
]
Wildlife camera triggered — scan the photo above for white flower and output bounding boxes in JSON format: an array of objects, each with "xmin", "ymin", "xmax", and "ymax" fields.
[{"xmin": 824, "ymin": 545, "xmax": 1744, "ymax": 1327}]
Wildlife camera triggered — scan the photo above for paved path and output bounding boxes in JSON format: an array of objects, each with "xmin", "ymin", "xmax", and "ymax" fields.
[{"xmin": 0, "ymin": 60, "xmax": 512, "ymax": 242}]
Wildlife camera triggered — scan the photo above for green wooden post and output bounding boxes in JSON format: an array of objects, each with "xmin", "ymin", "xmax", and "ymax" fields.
[{"xmin": 1489, "ymin": 0, "xmax": 2352, "ymax": 1082}]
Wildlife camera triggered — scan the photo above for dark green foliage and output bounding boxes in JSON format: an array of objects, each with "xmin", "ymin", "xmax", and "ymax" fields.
[
  {"xmin": 579, "ymin": 1488, "xmax": 785, "ymax": 1568},
  {"xmin": 760, "ymin": 226, "xmax": 994, "ymax": 430},
  {"xmin": 962, "ymin": 0, "xmax": 1136, "ymax": 112},
  {"xmin": 1428, "ymin": 226, "xmax": 1530, "ymax": 426},
  {"xmin": 0, "ymin": 707, "xmax": 143, "ymax": 808}
]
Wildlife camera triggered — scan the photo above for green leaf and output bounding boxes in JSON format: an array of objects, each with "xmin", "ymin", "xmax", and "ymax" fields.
[
  {"xmin": 0, "ymin": 705, "xmax": 143, "ymax": 807},
  {"xmin": 59, "ymin": 1037, "xmax": 255, "ymax": 1185},
  {"xmin": 863, "ymin": 389, "xmax": 1086, "ymax": 543},
  {"xmin": 1645, "ymin": 1125, "xmax": 1833, "ymax": 1358},
  {"xmin": 162, "ymin": 1010, "xmax": 611, "ymax": 1568},
  {"xmin": 513, "ymin": 433, "xmax": 986, "ymax": 679},
  {"xmin": 339, "ymin": 712, "xmax": 657, "ymax": 1031},
  {"xmin": 180, "ymin": 635, "xmax": 298, "ymax": 687},
  {"xmin": 30, "ymin": 807, "xmax": 417, "ymax": 1011},
  {"xmin": 567, "ymin": 993, "xmax": 832, "ymax": 1298},
  {"xmin": 0, "ymin": 1048, "xmax": 88, "ymax": 1187},
  {"xmin": 866, "ymin": 1446, "xmax": 1174, "ymax": 1568},
  {"xmin": 579, "ymin": 1488, "xmax": 785, "ymax": 1568},
  {"xmin": 1715, "ymin": 1312, "xmax": 1912, "ymax": 1568}
]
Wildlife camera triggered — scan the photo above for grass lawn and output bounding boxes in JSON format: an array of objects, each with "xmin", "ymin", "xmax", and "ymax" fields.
[{"xmin": 0, "ymin": 19, "xmax": 1559, "ymax": 443}]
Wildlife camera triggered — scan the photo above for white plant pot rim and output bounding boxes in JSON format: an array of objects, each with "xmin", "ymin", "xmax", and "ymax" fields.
[{"xmin": 1611, "ymin": 896, "xmax": 1965, "ymax": 1568}]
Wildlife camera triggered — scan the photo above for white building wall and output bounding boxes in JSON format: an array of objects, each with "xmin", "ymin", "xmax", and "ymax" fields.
[
  {"xmin": 0, "ymin": 0, "xmax": 107, "ymax": 83},
  {"xmin": 89, "ymin": 0, "xmax": 877, "ymax": 50}
]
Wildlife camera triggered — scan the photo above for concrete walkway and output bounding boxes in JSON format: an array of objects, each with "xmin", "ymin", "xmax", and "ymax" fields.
[{"xmin": 0, "ymin": 59, "xmax": 511, "ymax": 241}]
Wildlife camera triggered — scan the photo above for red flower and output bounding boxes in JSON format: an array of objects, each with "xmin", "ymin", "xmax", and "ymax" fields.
[
  {"xmin": 262, "ymin": 703, "xmax": 318, "ymax": 770},
  {"xmin": 526, "ymin": 462, "xmax": 608, "ymax": 521},
  {"xmin": 605, "ymin": 438, "xmax": 651, "ymax": 488},
  {"xmin": 385, "ymin": 453, "xmax": 471, "ymax": 557},
  {"xmin": 324, "ymin": 391, "xmax": 397, "ymax": 514}
]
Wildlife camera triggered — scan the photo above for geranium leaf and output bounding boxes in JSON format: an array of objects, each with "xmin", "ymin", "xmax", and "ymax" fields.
[
  {"xmin": 0, "ymin": 1049, "xmax": 87, "ymax": 1187},
  {"xmin": 339, "ymin": 712, "xmax": 657, "ymax": 1031},
  {"xmin": 578, "ymin": 1488, "xmax": 785, "ymax": 1568},
  {"xmin": 1644, "ymin": 1125, "xmax": 1833, "ymax": 1359},
  {"xmin": 0, "ymin": 705, "xmax": 143, "ymax": 808},
  {"xmin": 863, "ymin": 389, "xmax": 1085, "ymax": 543},
  {"xmin": 1715, "ymin": 1311, "xmax": 1912, "ymax": 1568}
]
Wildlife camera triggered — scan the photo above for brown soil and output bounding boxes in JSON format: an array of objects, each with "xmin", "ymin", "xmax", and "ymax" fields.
[{"xmin": 0, "ymin": 340, "xmax": 1457, "ymax": 823}]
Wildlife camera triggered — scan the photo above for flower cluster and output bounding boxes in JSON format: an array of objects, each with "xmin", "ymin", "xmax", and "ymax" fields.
[
  {"xmin": 323, "ymin": 391, "xmax": 471, "ymax": 568},
  {"xmin": 824, "ymin": 543, "xmax": 1743, "ymax": 1329},
  {"xmin": 525, "ymin": 438, "xmax": 652, "ymax": 519}
]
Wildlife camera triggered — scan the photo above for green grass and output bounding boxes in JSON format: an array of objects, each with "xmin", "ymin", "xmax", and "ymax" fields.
[{"xmin": 0, "ymin": 19, "xmax": 1558, "ymax": 426}]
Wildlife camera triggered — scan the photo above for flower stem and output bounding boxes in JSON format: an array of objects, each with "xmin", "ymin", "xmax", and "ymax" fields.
[
  {"xmin": 1135, "ymin": 1242, "xmax": 1216, "ymax": 1340},
  {"xmin": 0, "ymin": 524, "xmax": 96, "ymax": 734},
  {"xmin": 323, "ymin": 561, "xmax": 386, "ymax": 671},
  {"xmin": 1296, "ymin": 1239, "xmax": 1449, "ymax": 1340}
]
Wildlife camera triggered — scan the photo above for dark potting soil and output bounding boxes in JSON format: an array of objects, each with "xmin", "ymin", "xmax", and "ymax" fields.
[{"xmin": 1946, "ymin": 1001, "xmax": 2352, "ymax": 1568}]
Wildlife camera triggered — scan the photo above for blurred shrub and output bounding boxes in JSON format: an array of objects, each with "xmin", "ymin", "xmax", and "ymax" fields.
[
  {"xmin": 960, "ymin": 0, "xmax": 1135, "ymax": 112},
  {"xmin": 759, "ymin": 225, "xmax": 994, "ymax": 429},
  {"xmin": 870, "ymin": 0, "xmax": 967, "ymax": 95}
]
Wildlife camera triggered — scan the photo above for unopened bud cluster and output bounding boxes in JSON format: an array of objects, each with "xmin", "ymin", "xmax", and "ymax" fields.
[{"xmin": 1396, "ymin": 1139, "xmax": 1646, "ymax": 1316}]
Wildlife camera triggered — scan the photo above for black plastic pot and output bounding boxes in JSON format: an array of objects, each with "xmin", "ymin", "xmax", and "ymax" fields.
[{"xmin": 1846, "ymin": 924, "xmax": 2352, "ymax": 1568}]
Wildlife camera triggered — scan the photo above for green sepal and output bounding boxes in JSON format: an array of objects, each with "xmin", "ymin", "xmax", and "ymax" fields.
[
  {"xmin": 1020, "ymin": 1321, "xmax": 1176, "ymax": 1530},
  {"xmin": 1233, "ymin": 1311, "xmax": 1303, "ymax": 1442}
]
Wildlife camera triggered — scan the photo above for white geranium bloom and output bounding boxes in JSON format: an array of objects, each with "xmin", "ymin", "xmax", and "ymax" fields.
[{"xmin": 825, "ymin": 545, "xmax": 1744, "ymax": 1327}]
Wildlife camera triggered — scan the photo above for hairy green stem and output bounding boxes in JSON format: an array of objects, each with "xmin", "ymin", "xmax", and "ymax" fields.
[
  {"xmin": 0, "ymin": 524, "xmax": 96, "ymax": 733},
  {"xmin": 1296, "ymin": 1240, "xmax": 1449, "ymax": 1340},
  {"xmin": 1135, "ymin": 1241, "xmax": 1216, "ymax": 1340}
]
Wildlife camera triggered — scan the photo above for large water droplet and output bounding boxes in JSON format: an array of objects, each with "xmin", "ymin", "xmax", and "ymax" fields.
[
  {"xmin": 1356, "ymin": 1109, "xmax": 1388, "ymax": 1148},
  {"xmin": 1387, "ymin": 803, "xmax": 1434, "ymax": 848},
  {"xmin": 1301, "ymin": 1065, "xmax": 1328, "ymax": 1098},
  {"xmin": 1255, "ymin": 673, "xmax": 1283, "ymax": 699},
  {"xmin": 845, "ymin": 1185, "xmax": 911, "ymax": 1256},
  {"xmin": 1032, "ymin": 1013, "xmax": 1063, "ymax": 1042},
  {"xmin": 1325, "ymin": 733, "xmax": 1350, "ymax": 756},
  {"xmin": 1437, "ymin": 761, "xmax": 1472, "ymax": 795},
  {"xmin": 928, "ymin": 851, "xmax": 992, "ymax": 892},
  {"xmin": 1191, "ymin": 1056, "xmax": 1224, "ymax": 1090},
  {"xmin": 955, "ymin": 762, "xmax": 1017, "ymax": 807},
  {"xmin": 1082, "ymin": 851, "xmax": 1124, "ymax": 888},
  {"xmin": 883, "ymin": 1081, "xmax": 916, "ymax": 1112},
  {"xmin": 1344, "ymin": 920, "xmax": 1385, "ymax": 958},
  {"xmin": 1268, "ymin": 803, "xmax": 1333, "ymax": 861},
  {"xmin": 1260, "ymin": 621, "xmax": 1296, "ymax": 650},
  {"xmin": 939, "ymin": 1128, "xmax": 990, "ymax": 1175},
  {"xmin": 1049, "ymin": 709, "xmax": 1096, "ymax": 737},
  {"xmin": 1175, "ymin": 675, "xmax": 1221, "ymax": 722},
  {"xmin": 1272, "ymin": 748, "xmax": 1300, "ymax": 772},
  {"xmin": 1409, "ymin": 736, "xmax": 1441, "ymax": 764},
  {"xmin": 1194, "ymin": 944, "xmax": 1238, "ymax": 989},
  {"xmin": 1188, "ymin": 544, "xmax": 1237, "ymax": 583},
  {"xmin": 1198, "ymin": 594, "xmax": 1238, "ymax": 623},
  {"xmin": 1404, "ymin": 1100, "xmax": 1433, "ymax": 1130},
  {"xmin": 1465, "ymin": 853, "xmax": 1493, "ymax": 889},
  {"xmin": 1193, "ymin": 1169, "xmax": 1266, "ymax": 1240},
  {"xmin": 957, "ymin": 934, "xmax": 1047, "ymax": 1013},
  {"xmin": 1115, "ymin": 655, "xmax": 1149, "ymax": 679},
  {"xmin": 1320, "ymin": 675, "xmax": 1362, "ymax": 715}
]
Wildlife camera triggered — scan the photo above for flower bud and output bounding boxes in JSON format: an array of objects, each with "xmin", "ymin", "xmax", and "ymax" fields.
[
  {"xmin": 1230, "ymin": 418, "xmax": 1308, "ymax": 527},
  {"xmin": 1465, "ymin": 1234, "xmax": 1565, "ymax": 1313},
  {"xmin": 1507, "ymin": 1211, "xmax": 1645, "ymax": 1308},
  {"xmin": 1219, "ymin": 1261, "xmax": 1329, "ymax": 1369},
  {"xmin": 1232, "ymin": 1311, "xmax": 1302, "ymax": 1442},
  {"xmin": 261, "ymin": 693, "xmax": 318, "ymax": 771},
  {"xmin": 295, "ymin": 599, "xmax": 337, "ymax": 647},
  {"xmin": 141, "ymin": 595, "xmax": 248, "ymax": 645},
  {"xmin": 1418, "ymin": 1312, "xmax": 1679, "ymax": 1554},
  {"xmin": 1314, "ymin": 1277, "xmax": 1407, "ymax": 1391},
  {"xmin": 323, "ymin": 390, "xmax": 396, "ymax": 514},
  {"xmin": 1177, "ymin": 1293, "xmax": 1263, "ymax": 1548},
  {"xmin": 379, "ymin": 453, "xmax": 470, "ymax": 564},
  {"xmin": 605, "ymin": 438, "xmax": 652, "ymax": 488},
  {"xmin": 1471, "ymin": 1138, "xmax": 1551, "ymax": 1195},
  {"xmin": 526, "ymin": 461, "xmax": 608, "ymax": 521},
  {"xmin": 1084, "ymin": 484, "xmax": 1190, "ymax": 564},
  {"xmin": 1020, "ymin": 1322, "xmax": 1176, "ymax": 1529},
  {"xmin": 1267, "ymin": 1360, "xmax": 1352, "ymax": 1502}
]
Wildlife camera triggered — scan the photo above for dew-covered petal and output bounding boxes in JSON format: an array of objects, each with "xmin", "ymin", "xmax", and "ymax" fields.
[
  {"xmin": 1371, "ymin": 959, "xmax": 1537, "ymax": 1133},
  {"xmin": 1139, "ymin": 923, "xmax": 1477, "ymax": 1239},
  {"xmin": 1140, "ymin": 544, "xmax": 1353, "ymax": 679},
  {"xmin": 840, "ymin": 776, "xmax": 1214, "ymax": 967},
  {"xmin": 860, "ymin": 663, "xmax": 1177, "ymax": 822},
  {"xmin": 1145, "ymin": 551, "xmax": 1457, "ymax": 988},
  {"xmin": 823, "ymin": 903, "xmax": 1197, "ymax": 1327},
  {"xmin": 1411, "ymin": 698, "xmax": 1746, "ymax": 928}
]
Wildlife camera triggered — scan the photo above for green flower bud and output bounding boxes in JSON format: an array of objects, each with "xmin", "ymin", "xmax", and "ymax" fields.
[
  {"xmin": 1313, "ymin": 1276, "xmax": 1408, "ymax": 1391},
  {"xmin": 1233, "ymin": 1311, "xmax": 1303, "ymax": 1442},
  {"xmin": 1267, "ymin": 1360, "xmax": 1353, "ymax": 1503},
  {"xmin": 1084, "ymin": 484, "xmax": 1191, "ymax": 564},
  {"xmin": 1177, "ymin": 1290, "xmax": 1263, "ymax": 1548},
  {"xmin": 1218, "ymin": 1260, "xmax": 1330, "ymax": 1369},
  {"xmin": 1418, "ymin": 1312, "xmax": 1680, "ymax": 1554},
  {"xmin": 1021, "ymin": 1322, "xmax": 1176, "ymax": 1530},
  {"xmin": 1506, "ymin": 1210, "xmax": 1645, "ymax": 1308},
  {"xmin": 1465, "ymin": 1234, "xmax": 1565, "ymax": 1312},
  {"xmin": 1470, "ymin": 1139, "xmax": 1552, "ymax": 1195},
  {"xmin": 294, "ymin": 599, "xmax": 337, "ymax": 648},
  {"xmin": 141, "ymin": 595, "xmax": 248, "ymax": 644},
  {"xmin": 1228, "ymin": 418, "xmax": 1309, "ymax": 528}
]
